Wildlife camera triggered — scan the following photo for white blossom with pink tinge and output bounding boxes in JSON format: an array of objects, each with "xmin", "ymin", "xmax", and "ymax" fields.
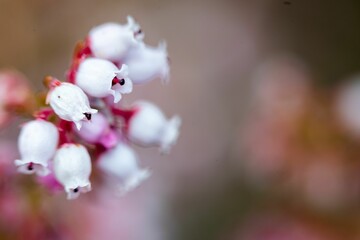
[
  {"xmin": 53, "ymin": 144, "xmax": 92, "ymax": 200},
  {"xmin": 123, "ymin": 42, "xmax": 169, "ymax": 84},
  {"xmin": 76, "ymin": 113, "xmax": 118, "ymax": 148},
  {"xmin": 75, "ymin": 58, "xmax": 133, "ymax": 103},
  {"xmin": 15, "ymin": 119, "xmax": 59, "ymax": 176},
  {"xmin": 88, "ymin": 16, "xmax": 143, "ymax": 62},
  {"xmin": 127, "ymin": 101, "xmax": 181, "ymax": 153},
  {"xmin": 98, "ymin": 142, "xmax": 150, "ymax": 195},
  {"xmin": 47, "ymin": 82, "xmax": 98, "ymax": 130}
]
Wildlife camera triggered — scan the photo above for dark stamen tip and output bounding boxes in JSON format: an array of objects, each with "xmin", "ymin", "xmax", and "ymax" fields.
[
  {"xmin": 27, "ymin": 163, "xmax": 33, "ymax": 171},
  {"xmin": 84, "ymin": 113, "xmax": 92, "ymax": 120},
  {"xmin": 73, "ymin": 188, "xmax": 79, "ymax": 193}
]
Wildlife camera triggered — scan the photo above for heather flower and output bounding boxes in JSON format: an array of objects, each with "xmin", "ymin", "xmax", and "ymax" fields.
[
  {"xmin": 15, "ymin": 119, "xmax": 59, "ymax": 176},
  {"xmin": 75, "ymin": 58, "xmax": 133, "ymax": 103},
  {"xmin": 46, "ymin": 82, "xmax": 98, "ymax": 130},
  {"xmin": 53, "ymin": 144, "xmax": 92, "ymax": 199},
  {"xmin": 88, "ymin": 16, "xmax": 143, "ymax": 62},
  {"xmin": 98, "ymin": 142, "xmax": 150, "ymax": 194},
  {"xmin": 76, "ymin": 113, "xmax": 118, "ymax": 148},
  {"xmin": 127, "ymin": 101, "xmax": 181, "ymax": 153},
  {"xmin": 10, "ymin": 16, "xmax": 180, "ymax": 205},
  {"xmin": 123, "ymin": 42, "xmax": 169, "ymax": 84}
]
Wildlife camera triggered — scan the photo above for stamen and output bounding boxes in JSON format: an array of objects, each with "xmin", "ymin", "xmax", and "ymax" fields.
[
  {"xmin": 112, "ymin": 77, "xmax": 125, "ymax": 86},
  {"xmin": 27, "ymin": 162, "xmax": 34, "ymax": 171},
  {"xmin": 134, "ymin": 29, "xmax": 142, "ymax": 38},
  {"xmin": 84, "ymin": 113, "xmax": 92, "ymax": 120}
]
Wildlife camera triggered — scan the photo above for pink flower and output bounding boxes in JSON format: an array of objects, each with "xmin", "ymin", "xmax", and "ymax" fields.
[{"xmin": 76, "ymin": 113, "xmax": 118, "ymax": 148}]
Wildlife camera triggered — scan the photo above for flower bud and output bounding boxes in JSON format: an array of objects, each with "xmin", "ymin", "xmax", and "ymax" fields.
[
  {"xmin": 53, "ymin": 144, "xmax": 92, "ymax": 200},
  {"xmin": 98, "ymin": 142, "xmax": 150, "ymax": 195},
  {"xmin": 76, "ymin": 113, "xmax": 118, "ymax": 148},
  {"xmin": 15, "ymin": 119, "xmax": 59, "ymax": 176},
  {"xmin": 127, "ymin": 101, "xmax": 181, "ymax": 153},
  {"xmin": 88, "ymin": 16, "xmax": 143, "ymax": 62},
  {"xmin": 123, "ymin": 42, "xmax": 169, "ymax": 84},
  {"xmin": 46, "ymin": 82, "xmax": 98, "ymax": 130},
  {"xmin": 75, "ymin": 58, "xmax": 133, "ymax": 103}
]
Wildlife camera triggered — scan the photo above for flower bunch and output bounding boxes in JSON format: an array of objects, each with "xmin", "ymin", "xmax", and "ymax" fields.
[{"xmin": 14, "ymin": 16, "xmax": 181, "ymax": 200}]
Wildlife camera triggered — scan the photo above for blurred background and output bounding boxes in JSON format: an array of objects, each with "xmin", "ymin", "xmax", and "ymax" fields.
[{"xmin": 1, "ymin": 0, "xmax": 360, "ymax": 239}]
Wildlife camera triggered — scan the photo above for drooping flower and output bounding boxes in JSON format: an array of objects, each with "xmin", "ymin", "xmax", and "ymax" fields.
[
  {"xmin": 88, "ymin": 16, "xmax": 143, "ymax": 62},
  {"xmin": 75, "ymin": 58, "xmax": 133, "ymax": 103},
  {"xmin": 98, "ymin": 142, "xmax": 150, "ymax": 195},
  {"xmin": 53, "ymin": 144, "xmax": 92, "ymax": 200},
  {"xmin": 76, "ymin": 113, "xmax": 118, "ymax": 148},
  {"xmin": 15, "ymin": 119, "xmax": 59, "ymax": 176},
  {"xmin": 123, "ymin": 42, "xmax": 169, "ymax": 84},
  {"xmin": 126, "ymin": 101, "xmax": 181, "ymax": 153},
  {"xmin": 46, "ymin": 82, "xmax": 98, "ymax": 130}
]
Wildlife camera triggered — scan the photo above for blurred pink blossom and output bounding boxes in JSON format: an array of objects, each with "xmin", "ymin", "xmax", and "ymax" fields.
[{"xmin": 0, "ymin": 70, "xmax": 32, "ymax": 127}]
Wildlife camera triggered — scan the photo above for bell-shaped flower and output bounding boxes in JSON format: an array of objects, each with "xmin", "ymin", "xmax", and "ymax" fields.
[
  {"xmin": 15, "ymin": 119, "xmax": 59, "ymax": 176},
  {"xmin": 76, "ymin": 113, "xmax": 118, "ymax": 148},
  {"xmin": 88, "ymin": 16, "xmax": 143, "ymax": 62},
  {"xmin": 75, "ymin": 58, "xmax": 133, "ymax": 103},
  {"xmin": 46, "ymin": 82, "xmax": 98, "ymax": 130},
  {"xmin": 53, "ymin": 144, "xmax": 92, "ymax": 200},
  {"xmin": 127, "ymin": 101, "xmax": 181, "ymax": 153},
  {"xmin": 98, "ymin": 142, "xmax": 150, "ymax": 195},
  {"xmin": 123, "ymin": 42, "xmax": 169, "ymax": 84}
]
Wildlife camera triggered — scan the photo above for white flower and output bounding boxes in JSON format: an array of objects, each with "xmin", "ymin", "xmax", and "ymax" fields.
[
  {"xmin": 15, "ymin": 119, "xmax": 59, "ymax": 176},
  {"xmin": 98, "ymin": 142, "xmax": 150, "ymax": 195},
  {"xmin": 123, "ymin": 42, "xmax": 169, "ymax": 84},
  {"xmin": 127, "ymin": 101, "xmax": 181, "ymax": 153},
  {"xmin": 75, "ymin": 58, "xmax": 133, "ymax": 103},
  {"xmin": 88, "ymin": 16, "xmax": 143, "ymax": 62},
  {"xmin": 53, "ymin": 144, "xmax": 92, "ymax": 200},
  {"xmin": 46, "ymin": 82, "xmax": 98, "ymax": 130}
]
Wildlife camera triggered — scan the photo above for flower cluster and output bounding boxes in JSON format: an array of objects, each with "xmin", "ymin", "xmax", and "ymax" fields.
[{"xmin": 15, "ymin": 16, "xmax": 180, "ymax": 200}]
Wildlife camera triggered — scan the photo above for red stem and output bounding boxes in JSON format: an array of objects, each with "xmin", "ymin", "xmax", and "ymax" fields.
[
  {"xmin": 33, "ymin": 108, "xmax": 54, "ymax": 120},
  {"xmin": 58, "ymin": 120, "xmax": 74, "ymax": 145}
]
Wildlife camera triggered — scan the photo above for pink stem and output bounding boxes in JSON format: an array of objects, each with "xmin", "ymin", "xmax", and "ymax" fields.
[
  {"xmin": 33, "ymin": 108, "xmax": 54, "ymax": 120},
  {"xmin": 58, "ymin": 120, "xmax": 74, "ymax": 145}
]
